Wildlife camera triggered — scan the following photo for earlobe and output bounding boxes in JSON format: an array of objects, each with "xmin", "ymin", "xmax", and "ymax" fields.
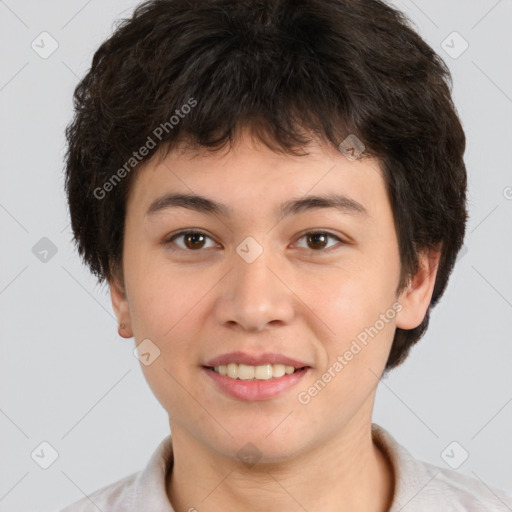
[
  {"xmin": 108, "ymin": 277, "xmax": 134, "ymax": 339},
  {"xmin": 395, "ymin": 245, "xmax": 442, "ymax": 331}
]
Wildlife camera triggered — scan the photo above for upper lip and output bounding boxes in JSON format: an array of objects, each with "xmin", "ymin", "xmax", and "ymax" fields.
[{"xmin": 204, "ymin": 352, "xmax": 311, "ymax": 368}]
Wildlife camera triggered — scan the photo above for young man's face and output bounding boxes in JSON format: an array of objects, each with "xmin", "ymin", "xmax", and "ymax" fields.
[{"xmin": 110, "ymin": 129, "xmax": 437, "ymax": 462}]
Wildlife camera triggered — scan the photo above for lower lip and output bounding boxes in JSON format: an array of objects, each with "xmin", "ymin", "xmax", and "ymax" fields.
[{"xmin": 202, "ymin": 366, "xmax": 310, "ymax": 401}]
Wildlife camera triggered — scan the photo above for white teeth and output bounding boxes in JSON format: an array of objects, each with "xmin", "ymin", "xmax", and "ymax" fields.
[
  {"xmin": 212, "ymin": 363, "xmax": 300, "ymax": 380},
  {"xmin": 227, "ymin": 363, "xmax": 238, "ymax": 379},
  {"xmin": 238, "ymin": 364, "xmax": 255, "ymax": 380}
]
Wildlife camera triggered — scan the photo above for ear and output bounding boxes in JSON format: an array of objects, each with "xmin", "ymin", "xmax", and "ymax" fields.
[
  {"xmin": 108, "ymin": 275, "xmax": 134, "ymax": 339},
  {"xmin": 395, "ymin": 245, "xmax": 442, "ymax": 330}
]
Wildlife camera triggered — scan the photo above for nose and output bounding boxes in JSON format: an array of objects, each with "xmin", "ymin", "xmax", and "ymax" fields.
[{"xmin": 213, "ymin": 243, "xmax": 296, "ymax": 333}]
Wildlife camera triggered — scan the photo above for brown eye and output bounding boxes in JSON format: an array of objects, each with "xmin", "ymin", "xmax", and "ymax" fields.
[
  {"xmin": 307, "ymin": 232, "xmax": 328, "ymax": 250},
  {"xmin": 183, "ymin": 232, "xmax": 207, "ymax": 250},
  {"xmin": 166, "ymin": 230, "xmax": 215, "ymax": 251},
  {"xmin": 296, "ymin": 231, "xmax": 344, "ymax": 251}
]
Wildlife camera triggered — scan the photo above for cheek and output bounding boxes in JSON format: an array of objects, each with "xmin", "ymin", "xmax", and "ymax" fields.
[
  {"xmin": 128, "ymin": 270, "xmax": 207, "ymax": 413},
  {"xmin": 125, "ymin": 248, "xmax": 206, "ymax": 339},
  {"xmin": 302, "ymin": 283, "xmax": 396, "ymax": 417},
  {"xmin": 302, "ymin": 259, "xmax": 398, "ymax": 373},
  {"xmin": 311, "ymin": 262, "xmax": 396, "ymax": 328}
]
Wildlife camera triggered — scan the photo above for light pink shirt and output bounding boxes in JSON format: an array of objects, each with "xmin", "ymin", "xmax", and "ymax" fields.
[{"xmin": 60, "ymin": 424, "xmax": 512, "ymax": 511}]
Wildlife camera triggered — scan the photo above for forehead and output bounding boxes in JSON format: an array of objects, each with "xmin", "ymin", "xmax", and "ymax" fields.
[{"xmin": 127, "ymin": 134, "xmax": 387, "ymax": 223}]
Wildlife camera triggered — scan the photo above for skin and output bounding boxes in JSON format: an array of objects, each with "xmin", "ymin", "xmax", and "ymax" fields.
[{"xmin": 110, "ymin": 128, "xmax": 440, "ymax": 512}]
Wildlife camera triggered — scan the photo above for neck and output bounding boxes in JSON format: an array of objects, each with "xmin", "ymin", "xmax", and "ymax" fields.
[{"xmin": 166, "ymin": 415, "xmax": 395, "ymax": 512}]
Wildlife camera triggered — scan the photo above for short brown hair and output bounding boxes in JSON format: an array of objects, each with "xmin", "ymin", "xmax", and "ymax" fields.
[{"xmin": 64, "ymin": 0, "xmax": 467, "ymax": 371}]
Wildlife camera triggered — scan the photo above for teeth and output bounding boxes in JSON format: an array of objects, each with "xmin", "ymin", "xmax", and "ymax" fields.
[{"xmin": 213, "ymin": 363, "xmax": 300, "ymax": 380}]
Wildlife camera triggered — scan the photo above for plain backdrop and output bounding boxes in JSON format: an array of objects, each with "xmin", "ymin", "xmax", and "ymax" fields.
[{"xmin": 0, "ymin": 0, "xmax": 511, "ymax": 510}]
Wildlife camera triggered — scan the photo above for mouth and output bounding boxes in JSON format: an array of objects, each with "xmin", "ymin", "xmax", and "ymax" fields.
[
  {"xmin": 202, "ymin": 352, "xmax": 312, "ymax": 400},
  {"xmin": 202, "ymin": 364, "xmax": 311, "ymax": 401}
]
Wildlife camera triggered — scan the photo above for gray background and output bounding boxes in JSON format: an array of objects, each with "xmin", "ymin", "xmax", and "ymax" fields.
[{"xmin": 0, "ymin": 0, "xmax": 511, "ymax": 511}]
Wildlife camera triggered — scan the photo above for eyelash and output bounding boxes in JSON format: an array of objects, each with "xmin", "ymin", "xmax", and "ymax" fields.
[{"xmin": 164, "ymin": 229, "xmax": 346, "ymax": 253}]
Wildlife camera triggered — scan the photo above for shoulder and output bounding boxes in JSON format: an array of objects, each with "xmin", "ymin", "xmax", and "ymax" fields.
[
  {"xmin": 371, "ymin": 424, "xmax": 512, "ymax": 511},
  {"xmin": 409, "ymin": 457, "xmax": 512, "ymax": 511},
  {"xmin": 59, "ymin": 472, "xmax": 139, "ymax": 512},
  {"xmin": 59, "ymin": 435, "xmax": 174, "ymax": 512}
]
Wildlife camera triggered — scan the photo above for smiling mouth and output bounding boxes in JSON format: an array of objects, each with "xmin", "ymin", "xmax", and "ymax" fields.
[{"xmin": 204, "ymin": 363, "xmax": 309, "ymax": 380}]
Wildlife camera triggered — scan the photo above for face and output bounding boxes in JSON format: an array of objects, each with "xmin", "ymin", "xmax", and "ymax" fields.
[{"xmin": 110, "ymin": 130, "xmax": 438, "ymax": 463}]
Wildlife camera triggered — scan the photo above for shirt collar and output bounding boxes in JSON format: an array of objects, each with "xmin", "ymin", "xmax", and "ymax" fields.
[{"xmin": 130, "ymin": 433, "xmax": 175, "ymax": 511}]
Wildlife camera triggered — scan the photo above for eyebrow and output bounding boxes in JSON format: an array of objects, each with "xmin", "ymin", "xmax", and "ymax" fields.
[{"xmin": 145, "ymin": 192, "xmax": 368, "ymax": 219}]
